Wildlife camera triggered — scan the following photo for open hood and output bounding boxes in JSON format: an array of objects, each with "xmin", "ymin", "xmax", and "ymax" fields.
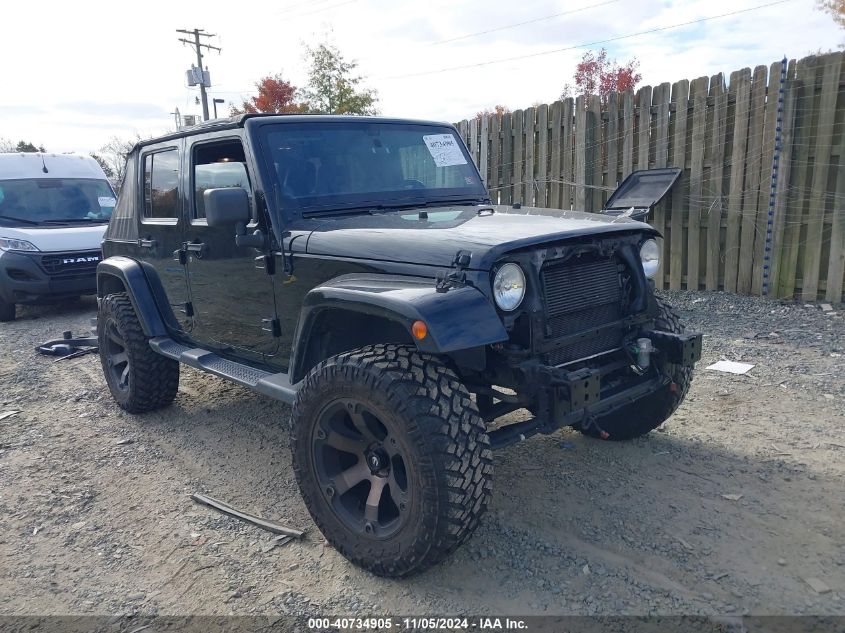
[{"xmin": 601, "ymin": 168, "xmax": 681, "ymax": 220}]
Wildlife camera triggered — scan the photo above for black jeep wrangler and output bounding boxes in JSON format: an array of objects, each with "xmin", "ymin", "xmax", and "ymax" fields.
[{"xmin": 97, "ymin": 114, "xmax": 701, "ymax": 577}]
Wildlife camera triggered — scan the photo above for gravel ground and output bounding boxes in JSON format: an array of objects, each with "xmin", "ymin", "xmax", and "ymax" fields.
[{"xmin": 0, "ymin": 291, "xmax": 843, "ymax": 617}]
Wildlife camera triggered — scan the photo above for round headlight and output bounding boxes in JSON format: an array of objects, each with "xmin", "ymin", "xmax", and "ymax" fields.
[
  {"xmin": 493, "ymin": 263, "xmax": 526, "ymax": 311},
  {"xmin": 640, "ymin": 239, "xmax": 660, "ymax": 279}
]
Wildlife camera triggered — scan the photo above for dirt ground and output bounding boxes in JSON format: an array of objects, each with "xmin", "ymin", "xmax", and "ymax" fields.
[{"xmin": 0, "ymin": 290, "xmax": 843, "ymax": 617}]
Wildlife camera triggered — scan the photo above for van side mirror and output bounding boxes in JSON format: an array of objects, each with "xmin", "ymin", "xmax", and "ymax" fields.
[{"xmin": 204, "ymin": 188, "xmax": 250, "ymax": 227}]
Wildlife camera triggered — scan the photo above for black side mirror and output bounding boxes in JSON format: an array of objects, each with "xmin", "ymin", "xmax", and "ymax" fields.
[{"xmin": 204, "ymin": 188, "xmax": 250, "ymax": 227}]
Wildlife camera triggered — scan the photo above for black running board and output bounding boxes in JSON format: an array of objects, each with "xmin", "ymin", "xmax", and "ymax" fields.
[{"xmin": 149, "ymin": 337, "xmax": 298, "ymax": 404}]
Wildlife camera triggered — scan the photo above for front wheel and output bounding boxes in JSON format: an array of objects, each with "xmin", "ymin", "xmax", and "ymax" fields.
[
  {"xmin": 291, "ymin": 344, "xmax": 492, "ymax": 577},
  {"xmin": 577, "ymin": 297, "xmax": 693, "ymax": 441}
]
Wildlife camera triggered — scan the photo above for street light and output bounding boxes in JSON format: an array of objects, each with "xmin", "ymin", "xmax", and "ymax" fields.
[{"xmin": 212, "ymin": 98, "xmax": 225, "ymax": 119}]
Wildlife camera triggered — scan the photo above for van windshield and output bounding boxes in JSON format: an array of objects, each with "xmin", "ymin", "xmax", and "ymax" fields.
[
  {"xmin": 258, "ymin": 121, "xmax": 488, "ymax": 216},
  {"xmin": 0, "ymin": 178, "xmax": 116, "ymax": 226}
]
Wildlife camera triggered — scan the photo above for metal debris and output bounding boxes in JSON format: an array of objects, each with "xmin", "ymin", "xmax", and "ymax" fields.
[{"xmin": 190, "ymin": 493, "xmax": 305, "ymax": 539}]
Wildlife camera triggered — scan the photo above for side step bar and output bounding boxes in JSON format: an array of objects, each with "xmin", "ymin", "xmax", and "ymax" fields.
[{"xmin": 149, "ymin": 337, "xmax": 298, "ymax": 404}]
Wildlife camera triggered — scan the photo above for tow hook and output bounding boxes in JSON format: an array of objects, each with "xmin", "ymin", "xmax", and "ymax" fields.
[{"xmin": 580, "ymin": 411, "xmax": 610, "ymax": 440}]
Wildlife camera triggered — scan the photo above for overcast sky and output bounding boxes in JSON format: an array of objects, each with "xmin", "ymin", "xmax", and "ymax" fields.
[{"xmin": 1, "ymin": 0, "xmax": 840, "ymax": 154}]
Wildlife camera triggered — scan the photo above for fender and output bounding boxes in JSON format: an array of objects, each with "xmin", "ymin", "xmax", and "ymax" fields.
[
  {"xmin": 290, "ymin": 273, "xmax": 509, "ymax": 381},
  {"xmin": 96, "ymin": 256, "xmax": 179, "ymax": 337}
]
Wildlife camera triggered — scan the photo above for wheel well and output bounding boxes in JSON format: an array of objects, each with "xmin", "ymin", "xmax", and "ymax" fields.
[
  {"xmin": 98, "ymin": 273, "xmax": 127, "ymax": 298},
  {"xmin": 297, "ymin": 309, "xmax": 414, "ymax": 381}
]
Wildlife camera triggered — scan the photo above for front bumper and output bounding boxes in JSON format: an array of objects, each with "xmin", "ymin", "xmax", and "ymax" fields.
[
  {"xmin": 0, "ymin": 250, "xmax": 98, "ymax": 304},
  {"xmin": 488, "ymin": 329, "xmax": 702, "ymax": 448}
]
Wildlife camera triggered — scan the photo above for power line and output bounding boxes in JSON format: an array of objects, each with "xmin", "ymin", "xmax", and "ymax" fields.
[
  {"xmin": 431, "ymin": 0, "xmax": 622, "ymax": 46},
  {"xmin": 381, "ymin": 0, "xmax": 795, "ymax": 80}
]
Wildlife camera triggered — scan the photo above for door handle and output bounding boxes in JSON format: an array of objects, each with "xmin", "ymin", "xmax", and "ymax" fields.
[{"xmin": 139, "ymin": 238, "xmax": 157, "ymax": 249}]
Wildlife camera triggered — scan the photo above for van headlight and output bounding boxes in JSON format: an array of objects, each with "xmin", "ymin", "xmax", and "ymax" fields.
[
  {"xmin": 0, "ymin": 237, "xmax": 39, "ymax": 252},
  {"xmin": 640, "ymin": 239, "xmax": 660, "ymax": 278},
  {"xmin": 493, "ymin": 263, "xmax": 526, "ymax": 311}
]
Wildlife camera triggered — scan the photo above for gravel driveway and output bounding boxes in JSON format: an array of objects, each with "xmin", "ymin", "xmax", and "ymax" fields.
[{"xmin": 0, "ymin": 291, "xmax": 843, "ymax": 617}]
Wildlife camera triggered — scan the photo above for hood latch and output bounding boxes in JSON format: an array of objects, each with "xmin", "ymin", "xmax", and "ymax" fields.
[{"xmin": 435, "ymin": 250, "xmax": 473, "ymax": 293}]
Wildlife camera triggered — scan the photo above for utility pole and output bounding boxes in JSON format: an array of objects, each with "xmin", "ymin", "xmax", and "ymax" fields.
[{"xmin": 176, "ymin": 28, "xmax": 221, "ymax": 121}]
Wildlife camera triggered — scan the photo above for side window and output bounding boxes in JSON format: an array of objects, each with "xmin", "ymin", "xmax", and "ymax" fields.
[
  {"xmin": 192, "ymin": 140, "xmax": 252, "ymax": 220},
  {"xmin": 142, "ymin": 149, "xmax": 180, "ymax": 220}
]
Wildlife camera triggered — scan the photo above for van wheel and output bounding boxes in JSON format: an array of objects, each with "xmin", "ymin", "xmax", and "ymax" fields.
[
  {"xmin": 0, "ymin": 298, "xmax": 15, "ymax": 322},
  {"xmin": 98, "ymin": 292, "xmax": 179, "ymax": 413},
  {"xmin": 291, "ymin": 344, "xmax": 492, "ymax": 577}
]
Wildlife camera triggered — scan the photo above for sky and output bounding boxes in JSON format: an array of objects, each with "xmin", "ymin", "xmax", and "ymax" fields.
[{"xmin": 1, "ymin": 0, "xmax": 841, "ymax": 154}]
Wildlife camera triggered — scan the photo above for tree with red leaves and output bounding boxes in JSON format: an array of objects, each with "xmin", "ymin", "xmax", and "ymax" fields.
[
  {"xmin": 560, "ymin": 48, "xmax": 642, "ymax": 102},
  {"xmin": 474, "ymin": 104, "xmax": 510, "ymax": 120},
  {"xmin": 230, "ymin": 74, "xmax": 306, "ymax": 115}
]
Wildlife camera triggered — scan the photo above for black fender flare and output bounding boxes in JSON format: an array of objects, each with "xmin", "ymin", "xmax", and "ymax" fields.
[
  {"xmin": 290, "ymin": 273, "xmax": 508, "ymax": 382},
  {"xmin": 96, "ymin": 256, "xmax": 179, "ymax": 337}
]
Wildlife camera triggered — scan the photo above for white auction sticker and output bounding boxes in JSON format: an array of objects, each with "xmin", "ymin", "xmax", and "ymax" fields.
[
  {"xmin": 98, "ymin": 196, "xmax": 117, "ymax": 207},
  {"xmin": 423, "ymin": 134, "xmax": 467, "ymax": 167}
]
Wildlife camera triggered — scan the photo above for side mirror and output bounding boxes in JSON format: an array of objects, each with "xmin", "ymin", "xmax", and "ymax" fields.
[{"xmin": 204, "ymin": 188, "xmax": 250, "ymax": 227}]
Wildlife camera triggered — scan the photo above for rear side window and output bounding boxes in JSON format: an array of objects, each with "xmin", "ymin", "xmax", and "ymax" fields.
[
  {"xmin": 192, "ymin": 140, "xmax": 252, "ymax": 220},
  {"xmin": 143, "ymin": 149, "xmax": 179, "ymax": 219}
]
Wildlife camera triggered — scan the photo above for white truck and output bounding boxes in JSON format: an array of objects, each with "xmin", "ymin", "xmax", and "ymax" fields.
[{"xmin": 0, "ymin": 152, "xmax": 116, "ymax": 321}]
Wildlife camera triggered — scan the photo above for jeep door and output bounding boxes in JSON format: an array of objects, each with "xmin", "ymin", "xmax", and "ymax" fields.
[
  {"xmin": 182, "ymin": 133, "xmax": 279, "ymax": 362},
  {"xmin": 137, "ymin": 142, "xmax": 191, "ymax": 330}
]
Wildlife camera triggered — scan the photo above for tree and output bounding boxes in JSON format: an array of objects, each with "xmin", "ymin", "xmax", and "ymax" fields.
[
  {"xmin": 475, "ymin": 105, "xmax": 510, "ymax": 120},
  {"xmin": 560, "ymin": 48, "xmax": 642, "ymax": 102},
  {"xmin": 15, "ymin": 140, "xmax": 46, "ymax": 153},
  {"xmin": 0, "ymin": 138, "xmax": 14, "ymax": 153},
  {"xmin": 301, "ymin": 42, "xmax": 379, "ymax": 115},
  {"xmin": 99, "ymin": 134, "xmax": 141, "ymax": 190},
  {"xmin": 90, "ymin": 153, "xmax": 115, "ymax": 180},
  {"xmin": 230, "ymin": 74, "xmax": 306, "ymax": 115},
  {"xmin": 817, "ymin": 0, "xmax": 845, "ymax": 29}
]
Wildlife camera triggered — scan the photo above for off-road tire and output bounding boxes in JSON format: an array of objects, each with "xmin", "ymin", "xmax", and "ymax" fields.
[
  {"xmin": 0, "ymin": 298, "xmax": 15, "ymax": 322},
  {"xmin": 98, "ymin": 292, "xmax": 179, "ymax": 413},
  {"xmin": 291, "ymin": 344, "xmax": 493, "ymax": 577},
  {"xmin": 578, "ymin": 296, "xmax": 692, "ymax": 441}
]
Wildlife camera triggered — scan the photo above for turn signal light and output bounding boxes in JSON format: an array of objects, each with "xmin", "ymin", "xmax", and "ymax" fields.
[{"xmin": 412, "ymin": 320, "xmax": 428, "ymax": 340}]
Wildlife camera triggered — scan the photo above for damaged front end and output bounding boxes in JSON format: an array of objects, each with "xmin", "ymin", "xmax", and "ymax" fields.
[{"xmin": 462, "ymin": 233, "xmax": 702, "ymax": 449}]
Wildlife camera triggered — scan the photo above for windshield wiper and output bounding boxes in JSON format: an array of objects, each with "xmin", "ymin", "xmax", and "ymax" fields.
[
  {"xmin": 39, "ymin": 217, "xmax": 109, "ymax": 224},
  {"xmin": 0, "ymin": 214, "xmax": 40, "ymax": 226}
]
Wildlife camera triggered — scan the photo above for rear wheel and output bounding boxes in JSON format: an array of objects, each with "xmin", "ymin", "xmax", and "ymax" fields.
[
  {"xmin": 577, "ymin": 297, "xmax": 692, "ymax": 441},
  {"xmin": 291, "ymin": 344, "xmax": 492, "ymax": 577},
  {"xmin": 0, "ymin": 298, "xmax": 15, "ymax": 322},
  {"xmin": 98, "ymin": 292, "xmax": 179, "ymax": 413}
]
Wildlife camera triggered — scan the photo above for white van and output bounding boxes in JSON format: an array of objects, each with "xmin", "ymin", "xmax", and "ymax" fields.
[{"xmin": 0, "ymin": 153, "xmax": 116, "ymax": 321}]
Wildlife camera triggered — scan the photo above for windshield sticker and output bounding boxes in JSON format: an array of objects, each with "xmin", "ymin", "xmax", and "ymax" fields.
[
  {"xmin": 423, "ymin": 134, "xmax": 468, "ymax": 167},
  {"xmin": 98, "ymin": 196, "xmax": 117, "ymax": 207}
]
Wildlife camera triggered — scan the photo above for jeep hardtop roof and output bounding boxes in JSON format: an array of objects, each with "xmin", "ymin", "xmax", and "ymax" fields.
[{"xmin": 132, "ymin": 114, "xmax": 454, "ymax": 152}]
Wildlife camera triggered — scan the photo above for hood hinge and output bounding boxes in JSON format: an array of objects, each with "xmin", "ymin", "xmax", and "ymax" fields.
[{"xmin": 436, "ymin": 250, "xmax": 473, "ymax": 293}]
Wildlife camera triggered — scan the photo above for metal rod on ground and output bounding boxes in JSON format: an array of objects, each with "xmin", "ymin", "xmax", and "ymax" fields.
[
  {"xmin": 762, "ymin": 56, "xmax": 787, "ymax": 297},
  {"xmin": 190, "ymin": 493, "xmax": 305, "ymax": 538}
]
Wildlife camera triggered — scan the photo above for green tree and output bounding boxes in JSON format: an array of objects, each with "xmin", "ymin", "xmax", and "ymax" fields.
[
  {"xmin": 301, "ymin": 42, "xmax": 379, "ymax": 115},
  {"xmin": 15, "ymin": 140, "xmax": 46, "ymax": 153},
  {"xmin": 0, "ymin": 137, "xmax": 15, "ymax": 153}
]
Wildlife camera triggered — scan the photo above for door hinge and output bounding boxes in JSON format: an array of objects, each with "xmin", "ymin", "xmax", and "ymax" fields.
[
  {"xmin": 262, "ymin": 317, "xmax": 281, "ymax": 337},
  {"xmin": 255, "ymin": 254, "xmax": 276, "ymax": 275}
]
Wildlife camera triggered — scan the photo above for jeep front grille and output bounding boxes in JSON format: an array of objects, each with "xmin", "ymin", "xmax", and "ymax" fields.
[
  {"xmin": 39, "ymin": 250, "xmax": 101, "ymax": 280},
  {"xmin": 541, "ymin": 256, "xmax": 623, "ymax": 366}
]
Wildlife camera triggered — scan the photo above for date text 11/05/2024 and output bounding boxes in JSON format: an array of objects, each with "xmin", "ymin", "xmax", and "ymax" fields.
[{"xmin": 307, "ymin": 617, "xmax": 529, "ymax": 630}]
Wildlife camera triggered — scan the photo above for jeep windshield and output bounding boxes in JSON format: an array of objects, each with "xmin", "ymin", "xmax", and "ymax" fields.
[
  {"xmin": 0, "ymin": 178, "xmax": 116, "ymax": 227},
  {"xmin": 258, "ymin": 121, "xmax": 488, "ymax": 216}
]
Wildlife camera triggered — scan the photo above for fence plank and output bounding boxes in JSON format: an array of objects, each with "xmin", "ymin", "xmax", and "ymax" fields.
[
  {"xmin": 705, "ymin": 73, "xmax": 727, "ymax": 291},
  {"xmin": 524, "ymin": 107, "xmax": 536, "ymax": 206},
  {"xmin": 537, "ymin": 104, "xmax": 549, "ymax": 207},
  {"xmin": 575, "ymin": 96, "xmax": 587, "ymax": 211},
  {"xmin": 622, "ymin": 89, "xmax": 635, "ymax": 178},
  {"xmin": 606, "ymin": 92, "xmax": 619, "ymax": 191},
  {"xmin": 588, "ymin": 95, "xmax": 603, "ymax": 212},
  {"xmin": 752, "ymin": 61, "xmax": 783, "ymax": 295},
  {"xmin": 737, "ymin": 65, "xmax": 768, "ymax": 295},
  {"xmin": 769, "ymin": 61, "xmax": 798, "ymax": 297},
  {"xmin": 778, "ymin": 57, "xmax": 817, "ymax": 299},
  {"xmin": 489, "ymin": 113, "xmax": 501, "ymax": 203},
  {"xmin": 479, "ymin": 115, "xmax": 489, "ymax": 187},
  {"xmin": 669, "ymin": 80, "xmax": 690, "ymax": 290},
  {"xmin": 802, "ymin": 53, "xmax": 842, "ymax": 300},
  {"xmin": 652, "ymin": 83, "xmax": 671, "ymax": 287},
  {"xmin": 513, "ymin": 109, "xmax": 524, "ymax": 204},
  {"xmin": 470, "ymin": 117, "xmax": 480, "ymax": 168},
  {"xmin": 549, "ymin": 101, "xmax": 562, "ymax": 208},
  {"xmin": 827, "ymin": 117, "xmax": 845, "ymax": 302},
  {"xmin": 724, "ymin": 68, "xmax": 753, "ymax": 293},
  {"xmin": 501, "ymin": 112, "xmax": 513, "ymax": 205},
  {"xmin": 562, "ymin": 98, "xmax": 574, "ymax": 210},
  {"xmin": 688, "ymin": 76, "xmax": 709, "ymax": 290},
  {"xmin": 637, "ymin": 86, "xmax": 653, "ymax": 170}
]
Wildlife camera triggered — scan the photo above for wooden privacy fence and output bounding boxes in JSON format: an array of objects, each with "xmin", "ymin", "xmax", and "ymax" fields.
[{"xmin": 455, "ymin": 52, "xmax": 845, "ymax": 303}]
